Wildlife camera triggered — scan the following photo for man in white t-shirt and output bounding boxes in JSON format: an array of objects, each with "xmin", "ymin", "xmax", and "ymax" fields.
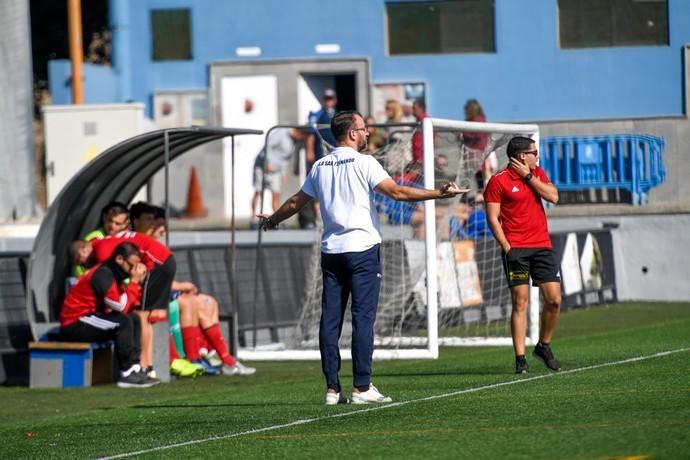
[{"xmin": 258, "ymin": 111, "xmax": 467, "ymax": 405}]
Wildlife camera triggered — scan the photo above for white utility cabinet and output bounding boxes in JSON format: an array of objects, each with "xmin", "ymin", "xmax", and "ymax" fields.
[{"xmin": 43, "ymin": 103, "xmax": 148, "ymax": 205}]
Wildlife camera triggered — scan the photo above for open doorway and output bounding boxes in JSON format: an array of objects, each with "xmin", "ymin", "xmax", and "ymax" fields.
[{"xmin": 298, "ymin": 73, "xmax": 358, "ymax": 123}]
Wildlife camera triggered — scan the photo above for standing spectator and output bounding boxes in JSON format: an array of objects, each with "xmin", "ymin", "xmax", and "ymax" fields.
[
  {"xmin": 384, "ymin": 99, "xmax": 403, "ymax": 125},
  {"xmin": 306, "ymin": 88, "xmax": 338, "ymax": 166},
  {"xmin": 257, "ymin": 110, "xmax": 467, "ymax": 405},
  {"xmin": 462, "ymin": 99, "xmax": 495, "ymax": 188},
  {"xmin": 484, "ymin": 136, "xmax": 562, "ymax": 375},
  {"xmin": 60, "ymin": 242, "xmax": 159, "ymax": 388},
  {"xmin": 251, "ymin": 128, "xmax": 304, "ymax": 221},
  {"xmin": 401, "ymin": 100, "xmax": 416, "ymax": 123},
  {"xmin": 301, "ymin": 89, "xmax": 338, "ymax": 229},
  {"xmin": 411, "ymin": 98, "xmax": 430, "ymax": 164}
]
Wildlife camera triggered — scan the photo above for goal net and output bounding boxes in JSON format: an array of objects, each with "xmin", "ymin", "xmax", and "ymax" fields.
[{"xmin": 240, "ymin": 118, "xmax": 541, "ymax": 361}]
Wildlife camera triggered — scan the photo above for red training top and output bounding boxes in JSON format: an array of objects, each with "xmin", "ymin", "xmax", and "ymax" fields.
[
  {"xmin": 484, "ymin": 166, "xmax": 552, "ymax": 248},
  {"xmin": 60, "ymin": 261, "xmax": 142, "ymax": 327},
  {"xmin": 411, "ymin": 111, "xmax": 429, "ymax": 162},
  {"xmin": 91, "ymin": 230, "xmax": 172, "ymax": 271}
]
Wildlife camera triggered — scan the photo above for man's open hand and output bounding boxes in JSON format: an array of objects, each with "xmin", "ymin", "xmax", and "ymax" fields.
[{"xmin": 439, "ymin": 182, "xmax": 470, "ymax": 198}]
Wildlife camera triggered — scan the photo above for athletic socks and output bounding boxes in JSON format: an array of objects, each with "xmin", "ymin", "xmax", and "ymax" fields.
[
  {"xmin": 181, "ymin": 326, "xmax": 203, "ymax": 361},
  {"xmin": 169, "ymin": 335, "xmax": 184, "ymax": 363},
  {"xmin": 203, "ymin": 324, "xmax": 236, "ymax": 366}
]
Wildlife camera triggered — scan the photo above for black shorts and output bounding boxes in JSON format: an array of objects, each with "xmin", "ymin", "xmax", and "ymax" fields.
[
  {"xmin": 141, "ymin": 255, "xmax": 176, "ymax": 310},
  {"xmin": 502, "ymin": 248, "xmax": 560, "ymax": 287}
]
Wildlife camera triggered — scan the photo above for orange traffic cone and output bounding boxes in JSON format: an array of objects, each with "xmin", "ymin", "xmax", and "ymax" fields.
[{"xmin": 183, "ymin": 166, "xmax": 208, "ymax": 218}]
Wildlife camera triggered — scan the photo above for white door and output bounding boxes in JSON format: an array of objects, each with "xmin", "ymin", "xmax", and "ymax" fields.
[{"xmin": 221, "ymin": 75, "xmax": 278, "ymax": 218}]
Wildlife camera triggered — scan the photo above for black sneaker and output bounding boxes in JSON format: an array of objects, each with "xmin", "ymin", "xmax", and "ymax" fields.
[
  {"xmin": 515, "ymin": 355, "xmax": 529, "ymax": 374},
  {"xmin": 532, "ymin": 343, "xmax": 561, "ymax": 371},
  {"xmin": 117, "ymin": 371, "xmax": 161, "ymax": 388}
]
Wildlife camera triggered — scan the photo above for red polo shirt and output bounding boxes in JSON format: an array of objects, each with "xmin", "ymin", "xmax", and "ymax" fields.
[{"xmin": 484, "ymin": 166, "xmax": 552, "ymax": 248}]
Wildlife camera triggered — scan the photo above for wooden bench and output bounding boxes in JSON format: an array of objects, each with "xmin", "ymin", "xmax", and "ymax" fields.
[{"xmin": 28, "ymin": 341, "xmax": 114, "ymax": 388}]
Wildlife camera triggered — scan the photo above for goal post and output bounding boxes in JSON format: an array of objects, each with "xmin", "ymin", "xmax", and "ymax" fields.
[
  {"xmin": 421, "ymin": 118, "xmax": 541, "ymax": 359},
  {"xmin": 238, "ymin": 118, "xmax": 542, "ymax": 362}
]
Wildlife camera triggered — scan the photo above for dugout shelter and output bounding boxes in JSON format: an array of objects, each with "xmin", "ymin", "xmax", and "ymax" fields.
[{"xmin": 26, "ymin": 126, "xmax": 262, "ymax": 338}]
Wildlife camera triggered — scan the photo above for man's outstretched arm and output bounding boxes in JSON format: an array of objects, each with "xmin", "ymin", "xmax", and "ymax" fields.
[
  {"xmin": 375, "ymin": 178, "xmax": 469, "ymax": 202},
  {"xmin": 257, "ymin": 190, "xmax": 313, "ymax": 230}
]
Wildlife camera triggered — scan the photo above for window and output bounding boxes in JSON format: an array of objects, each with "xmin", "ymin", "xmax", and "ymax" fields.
[
  {"xmin": 386, "ymin": 0, "xmax": 495, "ymax": 55},
  {"xmin": 151, "ymin": 9, "xmax": 192, "ymax": 61},
  {"xmin": 559, "ymin": 0, "xmax": 668, "ymax": 49}
]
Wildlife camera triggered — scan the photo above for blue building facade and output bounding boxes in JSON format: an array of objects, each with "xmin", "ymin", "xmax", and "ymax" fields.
[{"xmin": 49, "ymin": 0, "xmax": 690, "ymax": 122}]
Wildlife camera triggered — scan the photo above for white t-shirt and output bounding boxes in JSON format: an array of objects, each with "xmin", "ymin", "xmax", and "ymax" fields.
[{"xmin": 301, "ymin": 146, "xmax": 391, "ymax": 254}]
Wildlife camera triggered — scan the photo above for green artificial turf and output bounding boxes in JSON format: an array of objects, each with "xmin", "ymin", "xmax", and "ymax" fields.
[{"xmin": 1, "ymin": 302, "xmax": 688, "ymax": 459}]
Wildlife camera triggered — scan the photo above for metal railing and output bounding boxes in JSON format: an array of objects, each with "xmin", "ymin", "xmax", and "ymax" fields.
[{"xmin": 540, "ymin": 134, "xmax": 666, "ymax": 205}]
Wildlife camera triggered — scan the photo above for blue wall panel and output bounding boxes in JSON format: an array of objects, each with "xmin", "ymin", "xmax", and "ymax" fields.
[{"xmin": 71, "ymin": 0, "xmax": 690, "ymax": 120}]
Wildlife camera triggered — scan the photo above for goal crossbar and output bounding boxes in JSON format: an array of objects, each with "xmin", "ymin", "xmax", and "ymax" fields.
[{"xmin": 241, "ymin": 118, "xmax": 541, "ymax": 361}]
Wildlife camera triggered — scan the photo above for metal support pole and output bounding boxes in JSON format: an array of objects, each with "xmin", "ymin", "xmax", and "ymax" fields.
[
  {"xmin": 67, "ymin": 0, "xmax": 84, "ymax": 104},
  {"xmin": 163, "ymin": 130, "xmax": 170, "ymax": 247}
]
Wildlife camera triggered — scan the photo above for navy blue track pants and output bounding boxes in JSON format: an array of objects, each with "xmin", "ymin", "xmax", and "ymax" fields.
[{"xmin": 319, "ymin": 244, "xmax": 381, "ymax": 391}]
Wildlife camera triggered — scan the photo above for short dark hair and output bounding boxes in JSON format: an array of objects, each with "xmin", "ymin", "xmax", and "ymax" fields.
[
  {"xmin": 330, "ymin": 110, "xmax": 363, "ymax": 142},
  {"xmin": 413, "ymin": 98, "xmax": 426, "ymax": 111},
  {"xmin": 129, "ymin": 201, "xmax": 155, "ymax": 221},
  {"xmin": 111, "ymin": 241, "xmax": 140, "ymax": 260},
  {"xmin": 506, "ymin": 136, "xmax": 535, "ymax": 159},
  {"xmin": 100, "ymin": 201, "xmax": 128, "ymax": 220},
  {"xmin": 151, "ymin": 205, "xmax": 166, "ymax": 220}
]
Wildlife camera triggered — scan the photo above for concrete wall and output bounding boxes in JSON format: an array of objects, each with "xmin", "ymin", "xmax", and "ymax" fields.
[
  {"xmin": 49, "ymin": 61, "xmax": 120, "ymax": 105},
  {"xmin": 550, "ymin": 214, "xmax": 690, "ymax": 301}
]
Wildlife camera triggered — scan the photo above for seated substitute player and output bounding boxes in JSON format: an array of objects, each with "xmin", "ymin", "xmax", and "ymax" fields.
[
  {"xmin": 60, "ymin": 242, "xmax": 160, "ymax": 388},
  {"xmin": 71, "ymin": 201, "xmax": 129, "ymax": 278},
  {"xmin": 484, "ymin": 136, "xmax": 562, "ymax": 374},
  {"xmin": 131, "ymin": 203, "xmax": 256, "ymax": 377},
  {"xmin": 90, "ymin": 228, "xmax": 177, "ymax": 373},
  {"xmin": 79, "ymin": 202, "xmax": 165, "ymax": 374}
]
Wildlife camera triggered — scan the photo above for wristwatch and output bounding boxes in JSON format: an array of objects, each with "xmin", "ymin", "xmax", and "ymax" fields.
[{"xmin": 524, "ymin": 173, "xmax": 533, "ymax": 182}]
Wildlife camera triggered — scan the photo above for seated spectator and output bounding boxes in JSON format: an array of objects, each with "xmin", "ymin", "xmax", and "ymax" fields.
[
  {"xmin": 465, "ymin": 192, "xmax": 492, "ymax": 238},
  {"xmin": 448, "ymin": 202, "xmax": 472, "ymax": 241},
  {"xmin": 365, "ymin": 115, "xmax": 386, "ymax": 152},
  {"xmin": 375, "ymin": 176, "xmax": 424, "ymax": 227},
  {"xmin": 59, "ymin": 242, "xmax": 159, "ymax": 388},
  {"xmin": 448, "ymin": 192, "xmax": 492, "ymax": 240},
  {"xmin": 434, "ymin": 154, "xmax": 455, "ymax": 190},
  {"xmin": 462, "ymin": 99, "xmax": 496, "ymax": 189}
]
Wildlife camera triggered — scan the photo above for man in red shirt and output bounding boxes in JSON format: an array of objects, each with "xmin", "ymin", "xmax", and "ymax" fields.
[
  {"xmin": 60, "ymin": 242, "xmax": 160, "ymax": 388},
  {"xmin": 411, "ymin": 98, "xmax": 429, "ymax": 164},
  {"xmin": 91, "ymin": 230, "xmax": 176, "ymax": 312},
  {"xmin": 484, "ymin": 136, "xmax": 562, "ymax": 374}
]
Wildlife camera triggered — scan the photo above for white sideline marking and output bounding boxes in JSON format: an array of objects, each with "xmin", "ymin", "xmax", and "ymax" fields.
[{"xmin": 98, "ymin": 347, "xmax": 690, "ymax": 459}]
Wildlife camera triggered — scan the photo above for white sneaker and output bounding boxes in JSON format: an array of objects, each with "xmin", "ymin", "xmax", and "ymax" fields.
[
  {"xmin": 324, "ymin": 391, "xmax": 348, "ymax": 405},
  {"xmin": 221, "ymin": 361, "xmax": 256, "ymax": 376},
  {"xmin": 351, "ymin": 384, "xmax": 392, "ymax": 404}
]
